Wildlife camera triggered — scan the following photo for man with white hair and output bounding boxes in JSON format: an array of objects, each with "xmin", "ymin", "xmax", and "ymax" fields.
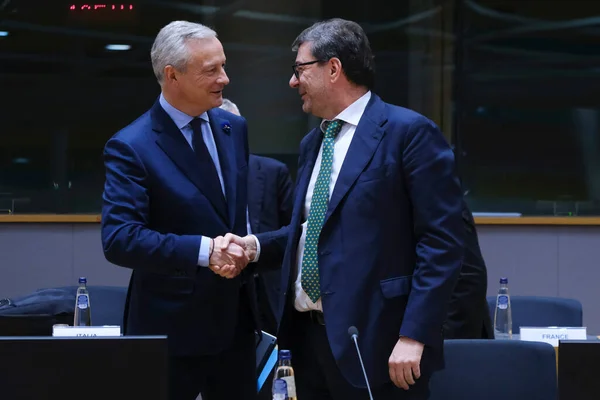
[
  {"xmin": 219, "ymin": 98, "xmax": 240, "ymax": 116},
  {"xmin": 101, "ymin": 21, "xmax": 258, "ymax": 400}
]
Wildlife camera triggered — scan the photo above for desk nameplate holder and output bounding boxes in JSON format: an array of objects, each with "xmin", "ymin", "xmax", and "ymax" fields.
[
  {"xmin": 520, "ymin": 326, "xmax": 587, "ymax": 346},
  {"xmin": 52, "ymin": 325, "xmax": 121, "ymax": 337}
]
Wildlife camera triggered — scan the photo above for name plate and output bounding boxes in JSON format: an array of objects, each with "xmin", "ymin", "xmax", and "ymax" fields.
[
  {"xmin": 52, "ymin": 325, "xmax": 121, "ymax": 337},
  {"xmin": 520, "ymin": 326, "xmax": 587, "ymax": 346}
]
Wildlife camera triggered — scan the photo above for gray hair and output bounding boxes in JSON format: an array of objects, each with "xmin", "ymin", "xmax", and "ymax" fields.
[
  {"xmin": 151, "ymin": 20, "xmax": 217, "ymax": 84},
  {"xmin": 219, "ymin": 98, "xmax": 241, "ymax": 116}
]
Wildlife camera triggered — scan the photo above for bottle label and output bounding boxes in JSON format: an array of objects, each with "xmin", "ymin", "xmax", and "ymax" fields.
[
  {"xmin": 497, "ymin": 295, "xmax": 509, "ymax": 310},
  {"xmin": 281, "ymin": 376, "xmax": 296, "ymax": 398},
  {"xmin": 77, "ymin": 294, "xmax": 89, "ymax": 309},
  {"xmin": 272, "ymin": 379, "xmax": 288, "ymax": 399}
]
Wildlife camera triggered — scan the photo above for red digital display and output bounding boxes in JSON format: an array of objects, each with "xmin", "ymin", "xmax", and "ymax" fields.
[
  {"xmin": 69, "ymin": 4, "xmax": 134, "ymax": 11},
  {"xmin": 65, "ymin": 3, "xmax": 139, "ymax": 25}
]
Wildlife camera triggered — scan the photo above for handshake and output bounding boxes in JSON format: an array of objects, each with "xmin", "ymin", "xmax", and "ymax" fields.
[{"xmin": 208, "ymin": 234, "xmax": 257, "ymax": 278}]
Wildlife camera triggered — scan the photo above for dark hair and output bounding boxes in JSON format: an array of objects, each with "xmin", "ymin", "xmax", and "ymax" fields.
[{"xmin": 292, "ymin": 18, "xmax": 375, "ymax": 89}]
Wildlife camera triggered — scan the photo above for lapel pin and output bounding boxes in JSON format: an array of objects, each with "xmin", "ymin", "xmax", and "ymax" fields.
[{"xmin": 221, "ymin": 121, "xmax": 231, "ymax": 134}]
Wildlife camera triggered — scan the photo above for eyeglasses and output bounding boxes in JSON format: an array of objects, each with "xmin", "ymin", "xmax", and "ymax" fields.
[{"xmin": 292, "ymin": 60, "xmax": 324, "ymax": 79}]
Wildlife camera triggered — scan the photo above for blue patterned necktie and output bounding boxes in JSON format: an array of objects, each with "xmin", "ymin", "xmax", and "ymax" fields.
[{"xmin": 301, "ymin": 119, "xmax": 344, "ymax": 303}]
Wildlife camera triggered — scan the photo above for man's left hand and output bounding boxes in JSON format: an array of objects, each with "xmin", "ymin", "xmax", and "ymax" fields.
[{"xmin": 388, "ymin": 336, "xmax": 424, "ymax": 390}]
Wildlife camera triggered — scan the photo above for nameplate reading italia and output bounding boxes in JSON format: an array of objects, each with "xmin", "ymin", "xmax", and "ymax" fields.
[
  {"xmin": 520, "ymin": 326, "xmax": 587, "ymax": 346},
  {"xmin": 52, "ymin": 325, "xmax": 121, "ymax": 337}
]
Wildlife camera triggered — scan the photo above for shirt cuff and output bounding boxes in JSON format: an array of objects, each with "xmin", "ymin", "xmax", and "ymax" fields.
[
  {"xmin": 197, "ymin": 236, "xmax": 211, "ymax": 267},
  {"xmin": 249, "ymin": 234, "xmax": 261, "ymax": 262}
]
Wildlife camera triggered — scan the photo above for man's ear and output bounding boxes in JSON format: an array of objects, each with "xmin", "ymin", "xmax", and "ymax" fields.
[
  {"xmin": 329, "ymin": 57, "xmax": 343, "ymax": 83},
  {"xmin": 164, "ymin": 65, "xmax": 178, "ymax": 83}
]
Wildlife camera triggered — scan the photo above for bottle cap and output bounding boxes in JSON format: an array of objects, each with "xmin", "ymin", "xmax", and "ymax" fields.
[
  {"xmin": 279, "ymin": 349, "xmax": 291, "ymax": 360},
  {"xmin": 499, "ymin": 277, "xmax": 508, "ymax": 284},
  {"xmin": 79, "ymin": 277, "xmax": 87, "ymax": 284},
  {"xmin": 273, "ymin": 379, "xmax": 287, "ymax": 394}
]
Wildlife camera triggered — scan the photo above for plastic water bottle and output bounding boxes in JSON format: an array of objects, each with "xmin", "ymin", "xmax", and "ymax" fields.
[
  {"xmin": 493, "ymin": 277, "xmax": 512, "ymax": 339},
  {"xmin": 272, "ymin": 379, "xmax": 288, "ymax": 400},
  {"xmin": 74, "ymin": 277, "xmax": 92, "ymax": 326},
  {"xmin": 273, "ymin": 350, "xmax": 296, "ymax": 400}
]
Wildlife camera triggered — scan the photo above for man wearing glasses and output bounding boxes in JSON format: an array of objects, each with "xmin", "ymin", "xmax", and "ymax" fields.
[{"xmin": 219, "ymin": 18, "xmax": 464, "ymax": 400}]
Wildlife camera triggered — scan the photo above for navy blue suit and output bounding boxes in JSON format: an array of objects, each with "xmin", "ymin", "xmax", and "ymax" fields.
[
  {"xmin": 443, "ymin": 200, "xmax": 493, "ymax": 339},
  {"xmin": 248, "ymin": 155, "xmax": 294, "ymax": 335},
  {"xmin": 101, "ymin": 100, "xmax": 257, "ymax": 399},
  {"xmin": 248, "ymin": 155, "xmax": 293, "ymax": 400},
  {"xmin": 257, "ymin": 94, "xmax": 464, "ymax": 396}
]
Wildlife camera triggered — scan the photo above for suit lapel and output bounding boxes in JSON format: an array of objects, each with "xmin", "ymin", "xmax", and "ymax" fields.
[
  {"xmin": 247, "ymin": 156, "xmax": 264, "ymax": 233},
  {"xmin": 324, "ymin": 95, "xmax": 387, "ymax": 225},
  {"xmin": 152, "ymin": 101, "xmax": 229, "ymax": 224},
  {"xmin": 293, "ymin": 128, "xmax": 322, "ymax": 225},
  {"xmin": 280, "ymin": 128, "xmax": 322, "ymax": 298},
  {"xmin": 287, "ymin": 128, "xmax": 322, "ymax": 261},
  {"xmin": 207, "ymin": 109, "xmax": 237, "ymax": 230}
]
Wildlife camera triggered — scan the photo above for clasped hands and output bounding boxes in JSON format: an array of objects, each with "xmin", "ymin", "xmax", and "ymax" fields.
[{"xmin": 208, "ymin": 234, "xmax": 256, "ymax": 278}]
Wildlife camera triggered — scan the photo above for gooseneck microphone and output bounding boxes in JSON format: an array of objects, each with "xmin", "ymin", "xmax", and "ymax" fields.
[{"xmin": 348, "ymin": 326, "xmax": 374, "ymax": 400}]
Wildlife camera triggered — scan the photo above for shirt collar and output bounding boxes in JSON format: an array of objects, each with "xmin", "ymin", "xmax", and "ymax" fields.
[
  {"xmin": 159, "ymin": 93, "xmax": 209, "ymax": 130},
  {"xmin": 320, "ymin": 91, "xmax": 371, "ymax": 133}
]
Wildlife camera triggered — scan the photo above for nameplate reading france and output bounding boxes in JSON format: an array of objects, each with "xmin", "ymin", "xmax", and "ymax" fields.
[
  {"xmin": 52, "ymin": 325, "xmax": 121, "ymax": 337},
  {"xmin": 520, "ymin": 326, "xmax": 587, "ymax": 346}
]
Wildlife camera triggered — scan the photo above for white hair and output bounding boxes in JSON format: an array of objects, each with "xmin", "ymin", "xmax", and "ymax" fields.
[
  {"xmin": 219, "ymin": 98, "xmax": 241, "ymax": 116},
  {"xmin": 151, "ymin": 20, "xmax": 217, "ymax": 84}
]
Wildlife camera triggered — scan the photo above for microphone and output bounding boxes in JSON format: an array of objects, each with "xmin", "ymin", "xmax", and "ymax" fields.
[{"xmin": 348, "ymin": 326, "xmax": 374, "ymax": 400}]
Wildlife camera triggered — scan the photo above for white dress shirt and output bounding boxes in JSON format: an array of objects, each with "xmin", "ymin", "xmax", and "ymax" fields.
[
  {"xmin": 294, "ymin": 91, "xmax": 372, "ymax": 311},
  {"xmin": 251, "ymin": 92, "xmax": 372, "ymax": 304}
]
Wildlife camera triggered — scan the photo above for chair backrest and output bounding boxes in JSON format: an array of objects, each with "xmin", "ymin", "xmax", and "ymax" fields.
[
  {"xmin": 0, "ymin": 285, "xmax": 128, "ymax": 335},
  {"xmin": 53, "ymin": 285, "xmax": 128, "ymax": 327},
  {"xmin": 487, "ymin": 295, "xmax": 583, "ymax": 334},
  {"xmin": 429, "ymin": 339, "xmax": 557, "ymax": 400},
  {"xmin": 85, "ymin": 285, "xmax": 128, "ymax": 326}
]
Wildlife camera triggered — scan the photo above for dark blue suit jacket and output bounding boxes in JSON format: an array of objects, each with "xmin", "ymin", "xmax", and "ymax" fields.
[
  {"xmin": 248, "ymin": 155, "xmax": 293, "ymax": 333},
  {"xmin": 101, "ymin": 100, "xmax": 253, "ymax": 356},
  {"xmin": 443, "ymin": 200, "xmax": 493, "ymax": 339},
  {"xmin": 257, "ymin": 94, "xmax": 465, "ymax": 387}
]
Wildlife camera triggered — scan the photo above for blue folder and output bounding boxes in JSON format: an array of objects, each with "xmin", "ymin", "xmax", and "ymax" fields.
[{"xmin": 256, "ymin": 330, "xmax": 278, "ymax": 392}]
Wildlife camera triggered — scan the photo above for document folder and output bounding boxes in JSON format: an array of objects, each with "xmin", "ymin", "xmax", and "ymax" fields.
[{"xmin": 256, "ymin": 330, "xmax": 278, "ymax": 392}]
